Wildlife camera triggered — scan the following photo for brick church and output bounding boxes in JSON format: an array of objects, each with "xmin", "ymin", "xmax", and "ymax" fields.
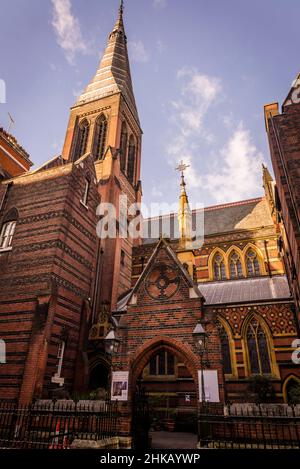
[{"xmin": 0, "ymin": 1, "xmax": 300, "ymax": 431}]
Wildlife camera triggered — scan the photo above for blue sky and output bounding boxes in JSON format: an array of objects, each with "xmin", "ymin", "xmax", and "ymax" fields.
[{"xmin": 0, "ymin": 0, "xmax": 299, "ymax": 211}]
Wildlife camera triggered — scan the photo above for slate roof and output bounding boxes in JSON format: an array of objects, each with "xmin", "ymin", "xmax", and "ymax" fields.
[
  {"xmin": 142, "ymin": 197, "xmax": 273, "ymax": 244},
  {"xmin": 76, "ymin": 6, "xmax": 139, "ymax": 125},
  {"xmin": 198, "ymin": 276, "xmax": 291, "ymax": 305}
]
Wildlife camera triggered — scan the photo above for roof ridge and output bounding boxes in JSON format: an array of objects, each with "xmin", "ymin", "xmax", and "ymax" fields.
[{"xmin": 202, "ymin": 197, "xmax": 263, "ymax": 213}]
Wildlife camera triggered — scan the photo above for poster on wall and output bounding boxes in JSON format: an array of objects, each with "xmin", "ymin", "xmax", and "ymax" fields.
[
  {"xmin": 111, "ymin": 371, "xmax": 129, "ymax": 401},
  {"xmin": 198, "ymin": 370, "xmax": 220, "ymax": 402}
]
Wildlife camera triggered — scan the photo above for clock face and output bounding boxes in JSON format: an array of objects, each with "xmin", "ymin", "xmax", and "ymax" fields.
[{"xmin": 145, "ymin": 264, "xmax": 180, "ymax": 299}]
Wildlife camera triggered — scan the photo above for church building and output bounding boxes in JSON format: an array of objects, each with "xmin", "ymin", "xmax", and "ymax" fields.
[{"xmin": 0, "ymin": 1, "xmax": 300, "ymax": 439}]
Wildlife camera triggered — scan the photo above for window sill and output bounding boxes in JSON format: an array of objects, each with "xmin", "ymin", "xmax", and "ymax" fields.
[
  {"xmin": 0, "ymin": 246, "xmax": 12, "ymax": 253},
  {"xmin": 80, "ymin": 200, "xmax": 89, "ymax": 210}
]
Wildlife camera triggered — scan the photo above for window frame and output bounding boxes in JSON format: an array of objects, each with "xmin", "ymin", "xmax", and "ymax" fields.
[
  {"xmin": 80, "ymin": 177, "xmax": 90, "ymax": 209},
  {"xmin": 55, "ymin": 340, "xmax": 65, "ymax": 379},
  {"xmin": 148, "ymin": 349, "xmax": 176, "ymax": 377},
  {"xmin": 0, "ymin": 220, "xmax": 17, "ymax": 252}
]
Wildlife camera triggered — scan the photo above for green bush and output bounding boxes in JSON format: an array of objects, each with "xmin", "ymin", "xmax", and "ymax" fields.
[{"xmin": 247, "ymin": 375, "xmax": 276, "ymax": 403}]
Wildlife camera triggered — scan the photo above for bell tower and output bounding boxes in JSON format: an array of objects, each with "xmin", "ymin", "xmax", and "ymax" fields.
[{"xmin": 62, "ymin": 1, "xmax": 142, "ymax": 312}]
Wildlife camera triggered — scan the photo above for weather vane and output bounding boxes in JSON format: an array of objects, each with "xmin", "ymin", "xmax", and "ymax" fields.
[{"xmin": 175, "ymin": 160, "xmax": 190, "ymax": 177}]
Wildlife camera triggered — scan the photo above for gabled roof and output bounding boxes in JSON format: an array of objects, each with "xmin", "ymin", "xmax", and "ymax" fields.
[
  {"xmin": 75, "ymin": 4, "xmax": 140, "ymax": 126},
  {"xmin": 116, "ymin": 237, "xmax": 204, "ymax": 311},
  {"xmin": 198, "ymin": 276, "xmax": 291, "ymax": 305},
  {"xmin": 142, "ymin": 197, "xmax": 274, "ymax": 244}
]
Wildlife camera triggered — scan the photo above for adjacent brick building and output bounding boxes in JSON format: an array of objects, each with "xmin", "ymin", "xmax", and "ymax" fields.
[
  {"xmin": 0, "ymin": 127, "xmax": 32, "ymax": 180},
  {"xmin": 264, "ymin": 75, "xmax": 300, "ymax": 325},
  {"xmin": 0, "ymin": 154, "xmax": 100, "ymax": 402}
]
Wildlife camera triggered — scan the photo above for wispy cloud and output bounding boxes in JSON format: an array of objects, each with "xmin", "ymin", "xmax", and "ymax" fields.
[
  {"xmin": 205, "ymin": 123, "xmax": 263, "ymax": 203},
  {"xmin": 167, "ymin": 68, "xmax": 264, "ymax": 204},
  {"xmin": 128, "ymin": 40, "xmax": 149, "ymax": 63},
  {"xmin": 51, "ymin": 0, "xmax": 89, "ymax": 65},
  {"xmin": 153, "ymin": 0, "xmax": 167, "ymax": 8},
  {"xmin": 171, "ymin": 68, "xmax": 222, "ymax": 137}
]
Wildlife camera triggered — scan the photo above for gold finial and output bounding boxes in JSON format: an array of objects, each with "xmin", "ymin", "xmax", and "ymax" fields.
[
  {"xmin": 175, "ymin": 160, "xmax": 190, "ymax": 189},
  {"xmin": 175, "ymin": 160, "xmax": 190, "ymax": 177}
]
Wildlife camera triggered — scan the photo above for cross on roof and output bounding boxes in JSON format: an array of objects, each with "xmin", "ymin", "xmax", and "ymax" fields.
[{"xmin": 175, "ymin": 160, "xmax": 190, "ymax": 176}]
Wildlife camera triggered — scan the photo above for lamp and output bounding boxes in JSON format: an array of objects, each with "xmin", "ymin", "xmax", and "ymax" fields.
[
  {"xmin": 193, "ymin": 323, "xmax": 209, "ymax": 447},
  {"xmin": 192, "ymin": 323, "xmax": 209, "ymax": 402},
  {"xmin": 192, "ymin": 323, "xmax": 208, "ymax": 355},
  {"xmin": 105, "ymin": 329, "xmax": 120, "ymax": 355}
]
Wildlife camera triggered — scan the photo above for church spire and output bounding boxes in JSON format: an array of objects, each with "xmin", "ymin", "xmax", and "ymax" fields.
[
  {"xmin": 76, "ymin": 0, "xmax": 139, "ymax": 124},
  {"xmin": 176, "ymin": 161, "xmax": 192, "ymax": 248}
]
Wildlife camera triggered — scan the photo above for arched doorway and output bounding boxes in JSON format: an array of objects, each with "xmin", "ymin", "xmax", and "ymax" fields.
[
  {"xmin": 88, "ymin": 357, "xmax": 110, "ymax": 396},
  {"xmin": 132, "ymin": 340, "xmax": 198, "ymax": 434},
  {"xmin": 141, "ymin": 347, "xmax": 197, "ymax": 432}
]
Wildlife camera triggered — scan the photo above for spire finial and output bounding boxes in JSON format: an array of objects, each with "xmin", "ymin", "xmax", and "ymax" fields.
[
  {"xmin": 175, "ymin": 160, "xmax": 190, "ymax": 190},
  {"xmin": 176, "ymin": 161, "xmax": 192, "ymax": 246},
  {"xmin": 119, "ymin": 0, "xmax": 124, "ymax": 17}
]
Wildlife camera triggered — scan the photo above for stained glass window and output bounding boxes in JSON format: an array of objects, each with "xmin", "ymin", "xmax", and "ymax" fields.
[
  {"xmin": 217, "ymin": 321, "xmax": 232, "ymax": 374},
  {"xmin": 246, "ymin": 249, "xmax": 261, "ymax": 277},
  {"xmin": 246, "ymin": 318, "xmax": 271, "ymax": 375},
  {"xmin": 229, "ymin": 251, "xmax": 243, "ymax": 279},
  {"xmin": 213, "ymin": 253, "xmax": 226, "ymax": 280}
]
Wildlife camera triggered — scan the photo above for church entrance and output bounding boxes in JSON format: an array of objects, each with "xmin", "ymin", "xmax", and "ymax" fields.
[
  {"xmin": 137, "ymin": 346, "xmax": 197, "ymax": 434},
  {"xmin": 88, "ymin": 360, "xmax": 109, "ymax": 398}
]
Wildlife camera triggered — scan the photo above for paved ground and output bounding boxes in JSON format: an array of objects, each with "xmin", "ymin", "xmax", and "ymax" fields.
[{"xmin": 150, "ymin": 431, "xmax": 198, "ymax": 449}]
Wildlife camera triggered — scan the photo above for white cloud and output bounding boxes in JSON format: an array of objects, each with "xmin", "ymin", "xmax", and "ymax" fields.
[
  {"xmin": 171, "ymin": 68, "xmax": 222, "ymax": 136},
  {"xmin": 153, "ymin": 0, "xmax": 167, "ymax": 8},
  {"xmin": 51, "ymin": 0, "xmax": 89, "ymax": 65},
  {"xmin": 204, "ymin": 123, "xmax": 264, "ymax": 203},
  {"xmin": 128, "ymin": 40, "xmax": 149, "ymax": 63},
  {"xmin": 166, "ymin": 68, "xmax": 264, "ymax": 204}
]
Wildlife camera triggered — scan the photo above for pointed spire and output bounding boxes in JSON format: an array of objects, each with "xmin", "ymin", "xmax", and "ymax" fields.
[
  {"xmin": 76, "ymin": 0, "xmax": 139, "ymax": 125},
  {"xmin": 176, "ymin": 161, "xmax": 192, "ymax": 248},
  {"xmin": 111, "ymin": 0, "xmax": 125, "ymax": 36}
]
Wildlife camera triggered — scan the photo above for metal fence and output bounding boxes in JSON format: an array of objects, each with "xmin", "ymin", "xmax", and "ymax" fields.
[
  {"xmin": 198, "ymin": 403, "xmax": 300, "ymax": 449},
  {"xmin": 0, "ymin": 400, "xmax": 118, "ymax": 449}
]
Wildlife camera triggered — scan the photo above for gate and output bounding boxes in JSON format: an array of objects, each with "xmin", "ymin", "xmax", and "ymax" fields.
[{"xmin": 132, "ymin": 384, "xmax": 150, "ymax": 450}]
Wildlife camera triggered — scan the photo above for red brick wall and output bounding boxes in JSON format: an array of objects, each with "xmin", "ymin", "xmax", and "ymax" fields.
[
  {"xmin": 0, "ymin": 155, "xmax": 100, "ymax": 402},
  {"xmin": 266, "ymin": 102, "xmax": 300, "ymax": 322}
]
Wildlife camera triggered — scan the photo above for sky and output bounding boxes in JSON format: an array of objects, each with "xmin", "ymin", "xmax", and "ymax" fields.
[{"xmin": 0, "ymin": 0, "xmax": 299, "ymax": 212}]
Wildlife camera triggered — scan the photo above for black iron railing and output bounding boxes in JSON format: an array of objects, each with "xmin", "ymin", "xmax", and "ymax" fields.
[
  {"xmin": 198, "ymin": 403, "xmax": 300, "ymax": 449},
  {"xmin": 0, "ymin": 400, "xmax": 118, "ymax": 449}
]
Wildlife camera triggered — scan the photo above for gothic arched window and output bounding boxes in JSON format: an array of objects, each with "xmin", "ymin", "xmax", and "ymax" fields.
[
  {"xmin": 246, "ymin": 249, "xmax": 261, "ymax": 277},
  {"xmin": 217, "ymin": 321, "xmax": 232, "ymax": 374},
  {"xmin": 93, "ymin": 114, "xmax": 108, "ymax": 160},
  {"xmin": 120, "ymin": 122, "xmax": 128, "ymax": 172},
  {"xmin": 213, "ymin": 253, "xmax": 226, "ymax": 280},
  {"xmin": 127, "ymin": 135, "xmax": 136, "ymax": 184},
  {"xmin": 229, "ymin": 251, "xmax": 243, "ymax": 279},
  {"xmin": 73, "ymin": 119, "xmax": 90, "ymax": 161},
  {"xmin": 246, "ymin": 318, "xmax": 271, "ymax": 375}
]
